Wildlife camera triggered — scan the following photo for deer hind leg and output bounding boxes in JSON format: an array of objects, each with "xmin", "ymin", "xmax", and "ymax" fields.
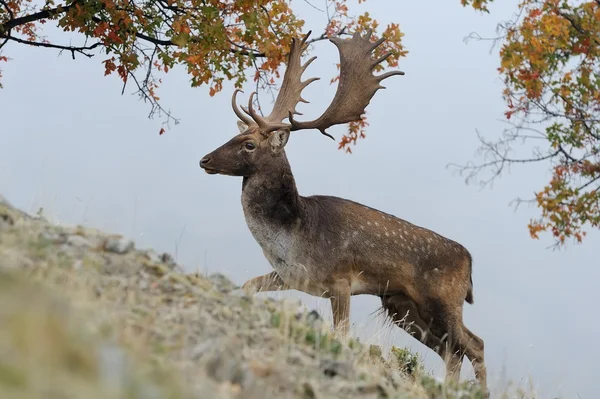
[
  {"xmin": 381, "ymin": 294, "xmax": 464, "ymax": 380},
  {"xmin": 441, "ymin": 321, "xmax": 488, "ymax": 396},
  {"xmin": 241, "ymin": 271, "xmax": 291, "ymax": 295},
  {"xmin": 460, "ymin": 324, "xmax": 487, "ymax": 391},
  {"xmin": 419, "ymin": 298, "xmax": 490, "ymax": 391}
]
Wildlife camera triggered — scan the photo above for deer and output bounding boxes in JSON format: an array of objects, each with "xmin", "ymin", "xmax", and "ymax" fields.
[{"xmin": 199, "ymin": 31, "xmax": 487, "ymax": 392}]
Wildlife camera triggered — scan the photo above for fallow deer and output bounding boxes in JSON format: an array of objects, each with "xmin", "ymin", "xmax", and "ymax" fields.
[{"xmin": 199, "ymin": 31, "xmax": 487, "ymax": 391}]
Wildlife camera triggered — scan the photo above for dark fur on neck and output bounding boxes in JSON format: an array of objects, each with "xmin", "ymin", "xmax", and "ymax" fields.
[{"xmin": 242, "ymin": 151, "xmax": 301, "ymax": 228}]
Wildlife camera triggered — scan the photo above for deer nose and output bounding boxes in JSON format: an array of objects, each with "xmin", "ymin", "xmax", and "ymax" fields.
[{"xmin": 199, "ymin": 156, "xmax": 212, "ymax": 168}]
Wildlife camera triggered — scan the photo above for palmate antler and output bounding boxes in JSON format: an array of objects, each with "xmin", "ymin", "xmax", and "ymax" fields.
[{"xmin": 231, "ymin": 30, "xmax": 404, "ymax": 138}]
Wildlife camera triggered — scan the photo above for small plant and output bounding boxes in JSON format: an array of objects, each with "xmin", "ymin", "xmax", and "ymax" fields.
[
  {"xmin": 390, "ymin": 346, "xmax": 423, "ymax": 377},
  {"xmin": 270, "ymin": 312, "xmax": 281, "ymax": 328}
]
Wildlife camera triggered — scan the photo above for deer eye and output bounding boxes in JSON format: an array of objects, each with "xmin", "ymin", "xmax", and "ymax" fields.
[{"xmin": 244, "ymin": 142, "xmax": 256, "ymax": 151}]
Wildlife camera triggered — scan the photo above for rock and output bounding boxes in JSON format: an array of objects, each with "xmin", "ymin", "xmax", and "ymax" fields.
[
  {"xmin": 320, "ymin": 359, "xmax": 354, "ymax": 379},
  {"xmin": 145, "ymin": 250, "xmax": 163, "ymax": 264},
  {"xmin": 160, "ymin": 252, "xmax": 176, "ymax": 266},
  {"xmin": 67, "ymin": 234, "xmax": 92, "ymax": 248},
  {"xmin": 103, "ymin": 236, "xmax": 134, "ymax": 254},
  {"xmin": 296, "ymin": 308, "xmax": 323, "ymax": 327},
  {"xmin": 208, "ymin": 273, "xmax": 237, "ymax": 293},
  {"xmin": 0, "ymin": 213, "xmax": 14, "ymax": 230}
]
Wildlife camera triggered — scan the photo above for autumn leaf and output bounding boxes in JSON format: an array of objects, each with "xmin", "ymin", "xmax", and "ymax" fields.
[{"xmin": 462, "ymin": 0, "xmax": 600, "ymax": 246}]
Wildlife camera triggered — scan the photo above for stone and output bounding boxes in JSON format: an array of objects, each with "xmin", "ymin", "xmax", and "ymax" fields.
[
  {"xmin": 208, "ymin": 273, "xmax": 237, "ymax": 293},
  {"xmin": 103, "ymin": 236, "xmax": 134, "ymax": 254},
  {"xmin": 320, "ymin": 359, "xmax": 354, "ymax": 379},
  {"xmin": 67, "ymin": 234, "xmax": 91, "ymax": 248}
]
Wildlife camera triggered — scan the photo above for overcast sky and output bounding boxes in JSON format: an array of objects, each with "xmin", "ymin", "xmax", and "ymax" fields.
[{"xmin": 1, "ymin": 1, "xmax": 598, "ymax": 398}]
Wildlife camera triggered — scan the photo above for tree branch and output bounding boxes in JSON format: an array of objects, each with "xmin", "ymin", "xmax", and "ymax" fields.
[
  {"xmin": 2, "ymin": 34, "xmax": 101, "ymax": 58},
  {"xmin": 578, "ymin": 175, "xmax": 600, "ymax": 192},
  {"xmin": 557, "ymin": 9, "xmax": 600, "ymax": 46},
  {"xmin": 0, "ymin": 1, "xmax": 79, "ymax": 34}
]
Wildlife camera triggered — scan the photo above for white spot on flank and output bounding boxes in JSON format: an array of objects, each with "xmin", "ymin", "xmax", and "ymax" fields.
[
  {"xmin": 375, "ymin": 222, "xmax": 380, "ymax": 227},
  {"xmin": 360, "ymin": 225, "xmax": 365, "ymax": 230},
  {"xmin": 385, "ymin": 232, "xmax": 389, "ymax": 237},
  {"xmin": 353, "ymin": 231, "xmax": 359, "ymax": 236},
  {"xmin": 433, "ymin": 268, "xmax": 439, "ymax": 272},
  {"xmin": 377, "ymin": 234, "xmax": 381, "ymax": 238},
  {"xmin": 367, "ymin": 221, "xmax": 372, "ymax": 226},
  {"xmin": 392, "ymin": 231, "xmax": 397, "ymax": 236}
]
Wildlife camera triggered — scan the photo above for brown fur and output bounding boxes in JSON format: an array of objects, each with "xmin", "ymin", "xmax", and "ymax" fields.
[{"xmin": 200, "ymin": 125, "xmax": 488, "ymax": 393}]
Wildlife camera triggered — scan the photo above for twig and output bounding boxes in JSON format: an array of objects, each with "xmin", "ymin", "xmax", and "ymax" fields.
[{"xmin": 0, "ymin": 34, "xmax": 101, "ymax": 58}]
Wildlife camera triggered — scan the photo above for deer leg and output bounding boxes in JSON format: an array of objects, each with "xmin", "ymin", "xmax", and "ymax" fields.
[
  {"xmin": 330, "ymin": 283, "xmax": 351, "ymax": 335},
  {"xmin": 382, "ymin": 293, "xmax": 445, "ymax": 346},
  {"xmin": 241, "ymin": 271, "xmax": 291, "ymax": 295},
  {"xmin": 417, "ymin": 299, "xmax": 482, "ymax": 388},
  {"xmin": 382, "ymin": 294, "xmax": 464, "ymax": 381},
  {"xmin": 460, "ymin": 324, "xmax": 488, "ymax": 391}
]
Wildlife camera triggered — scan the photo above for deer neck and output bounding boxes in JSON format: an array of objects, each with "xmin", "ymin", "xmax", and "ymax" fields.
[{"xmin": 241, "ymin": 152, "xmax": 301, "ymax": 231}]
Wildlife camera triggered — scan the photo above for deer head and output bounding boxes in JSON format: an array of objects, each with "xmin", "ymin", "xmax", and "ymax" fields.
[{"xmin": 199, "ymin": 30, "xmax": 405, "ymax": 176}]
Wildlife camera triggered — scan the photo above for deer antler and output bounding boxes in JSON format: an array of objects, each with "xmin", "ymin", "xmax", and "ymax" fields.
[
  {"xmin": 289, "ymin": 31, "xmax": 405, "ymax": 138},
  {"xmin": 232, "ymin": 31, "xmax": 319, "ymax": 134},
  {"xmin": 231, "ymin": 30, "xmax": 404, "ymax": 138}
]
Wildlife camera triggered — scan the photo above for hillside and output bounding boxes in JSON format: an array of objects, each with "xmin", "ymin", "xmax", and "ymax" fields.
[{"xmin": 0, "ymin": 194, "xmax": 487, "ymax": 399}]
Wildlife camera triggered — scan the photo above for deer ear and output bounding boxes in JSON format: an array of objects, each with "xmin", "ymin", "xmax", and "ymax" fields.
[
  {"xmin": 269, "ymin": 129, "xmax": 290, "ymax": 154},
  {"xmin": 237, "ymin": 120, "xmax": 248, "ymax": 133}
]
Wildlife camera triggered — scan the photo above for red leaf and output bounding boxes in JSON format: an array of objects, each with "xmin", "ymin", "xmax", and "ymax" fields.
[{"xmin": 159, "ymin": 128, "xmax": 165, "ymax": 135}]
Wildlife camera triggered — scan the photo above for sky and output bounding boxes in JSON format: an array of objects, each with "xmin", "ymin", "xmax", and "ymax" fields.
[{"xmin": 1, "ymin": 1, "xmax": 598, "ymax": 398}]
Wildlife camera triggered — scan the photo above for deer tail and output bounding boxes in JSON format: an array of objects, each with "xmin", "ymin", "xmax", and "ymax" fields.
[{"xmin": 465, "ymin": 253, "xmax": 474, "ymax": 304}]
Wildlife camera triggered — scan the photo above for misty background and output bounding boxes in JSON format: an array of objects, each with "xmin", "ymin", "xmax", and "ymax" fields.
[{"xmin": 1, "ymin": 1, "xmax": 597, "ymax": 398}]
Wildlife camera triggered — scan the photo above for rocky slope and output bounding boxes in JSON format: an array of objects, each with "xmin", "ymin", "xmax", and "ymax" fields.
[{"xmin": 0, "ymin": 194, "xmax": 486, "ymax": 399}]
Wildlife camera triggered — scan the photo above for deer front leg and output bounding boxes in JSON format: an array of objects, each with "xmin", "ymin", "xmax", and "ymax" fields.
[
  {"xmin": 330, "ymin": 283, "xmax": 351, "ymax": 335},
  {"xmin": 241, "ymin": 271, "xmax": 291, "ymax": 295}
]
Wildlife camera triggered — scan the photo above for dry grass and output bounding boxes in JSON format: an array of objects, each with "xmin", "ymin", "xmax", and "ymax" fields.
[{"xmin": 0, "ymin": 194, "xmax": 489, "ymax": 399}]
